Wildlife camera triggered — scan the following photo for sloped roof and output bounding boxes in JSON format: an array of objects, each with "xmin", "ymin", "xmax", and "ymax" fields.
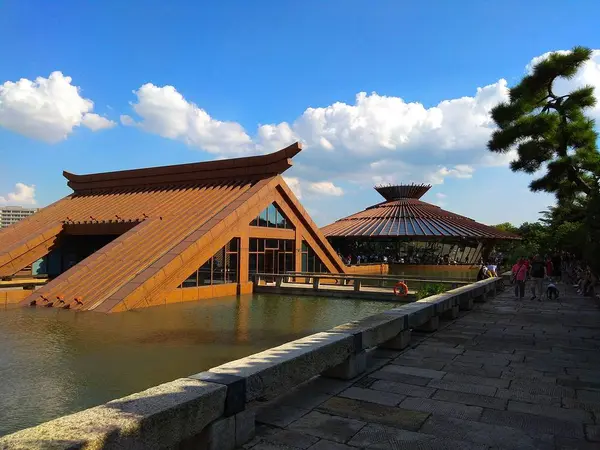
[
  {"xmin": 0, "ymin": 142, "xmax": 344, "ymax": 312},
  {"xmin": 321, "ymin": 184, "xmax": 519, "ymax": 240}
]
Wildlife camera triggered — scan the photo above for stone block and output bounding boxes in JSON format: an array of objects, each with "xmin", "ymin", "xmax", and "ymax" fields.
[
  {"xmin": 379, "ymin": 329, "xmax": 411, "ymax": 350},
  {"xmin": 330, "ymin": 313, "xmax": 406, "ymax": 351},
  {"xmin": 416, "ymin": 293, "xmax": 453, "ymax": 315},
  {"xmin": 323, "ymin": 351, "xmax": 366, "ymax": 380},
  {"xmin": 389, "ymin": 303, "xmax": 433, "ymax": 328},
  {"xmin": 443, "ymin": 305, "xmax": 460, "ymax": 320},
  {"xmin": 399, "ymin": 397, "xmax": 483, "ymax": 421},
  {"xmin": 190, "ymin": 371, "xmax": 246, "ymax": 416},
  {"xmin": 235, "ymin": 409, "xmax": 255, "ymax": 446},
  {"xmin": 0, "ymin": 378, "xmax": 226, "ymax": 450},
  {"xmin": 416, "ymin": 315, "xmax": 439, "ymax": 332},
  {"xmin": 339, "ymin": 386, "xmax": 405, "ymax": 406},
  {"xmin": 199, "ymin": 415, "xmax": 235, "ymax": 450},
  {"xmin": 210, "ymin": 331, "xmax": 354, "ymax": 402},
  {"xmin": 288, "ymin": 411, "xmax": 366, "ymax": 443},
  {"xmin": 473, "ymin": 293, "xmax": 486, "ymax": 303},
  {"xmin": 317, "ymin": 397, "xmax": 429, "ymax": 431}
]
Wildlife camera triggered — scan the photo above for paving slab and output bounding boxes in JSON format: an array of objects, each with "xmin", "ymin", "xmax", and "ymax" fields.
[
  {"xmin": 481, "ymin": 408, "xmax": 585, "ymax": 439},
  {"xmin": 380, "ymin": 364, "xmax": 446, "ymax": 379},
  {"xmin": 507, "ymin": 400, "xmax": 594, "ymax": 423},
  {"xmin": 242, "ymin": 286, "xmax": 600, "ymax": 449},
  {"xmin": 370, "ymin": 379, "xmax": 436, "ymax": 398},
  {"xmin": 260, "ymin": 430, "xmax": 319, "ymax": 449},
  {"xmin": 420, "ymin": 414, "xmax": 554, "ymax": 450},
  {"xmin": 370, "ymin": 367, "xmax": 433, "ymax": 386},
  {"xmin": 256, "ymin": 404, "xmax": 310, "ymax": 427},
  {"xmin": 306, "ymin": 440, "xmax": 356, "ymax": 450},
  {"xmin": 316, "ymin": 397, "xmax": 429, "ymax": 431},
  {"xmin": 399, "ymin": 396, "xmax": 483, "ymax": 421},
  {"xmin": 427, "ymin": 379, "xmax": 498, "ymax": 397},
  {"xmin": 287, "ymin": 411, "xmax": 366, "ymax": 443},
  {"xmin": 432, "ymin": 389, "xmax": 507, "ymax": 410},
  {"xmin": 496, "ymin": 388, "xmax": 562, "ymax": 406},
  {"xmin": 338, "ymin": 386, "xmax": 405, "ymax": 406},
  {"xmin": 347, "ymin": 423, "xmax": 487, "ymax": 450}
]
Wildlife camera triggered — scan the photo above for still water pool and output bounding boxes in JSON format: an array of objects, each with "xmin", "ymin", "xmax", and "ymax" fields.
[{"xmin": 0, "ymin": 294, "xmax": 397, "ymax": 436}]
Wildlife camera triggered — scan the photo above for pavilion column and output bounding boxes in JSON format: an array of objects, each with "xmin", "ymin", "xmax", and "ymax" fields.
[
  {"xmin": 294, "ymin": 231, "xmax": 302, "ymax": 273},
  {"xmin": 239, "ymin": 232, "xmax": 249, "ymax": 284}
]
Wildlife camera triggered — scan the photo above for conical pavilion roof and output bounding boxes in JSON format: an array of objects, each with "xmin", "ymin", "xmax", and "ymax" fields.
[{"xmin": 321, "ymin": 184, "xmax": 519, "ymax": 240}]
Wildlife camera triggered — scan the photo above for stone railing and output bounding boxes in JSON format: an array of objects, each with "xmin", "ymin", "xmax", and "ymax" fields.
[{"xmin": 0, "ymin": 277, "xmax": 503, "ymax": 450}]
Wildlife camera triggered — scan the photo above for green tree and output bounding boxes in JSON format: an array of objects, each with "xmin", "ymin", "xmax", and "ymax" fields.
[{"xmin": 488, "ymin": 47, "xmax": 600, "ymax": 202}]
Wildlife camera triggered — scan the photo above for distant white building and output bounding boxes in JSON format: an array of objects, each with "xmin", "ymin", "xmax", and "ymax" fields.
[{"xmin": 0, "ymin": 206, "xmax": 38, "ymax": 228}]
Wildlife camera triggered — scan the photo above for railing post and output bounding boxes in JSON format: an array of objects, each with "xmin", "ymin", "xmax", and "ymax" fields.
[
  {"xmin": 353, "ymin": 278, "xmax": 361, "ymax": 292},
  {"xmin": 276, "ymin": 276, "xmax": 283, "ymax": 287},
  {"xmin": 313, "ymin": 276, "xmax": 320, "ymax": 290}
]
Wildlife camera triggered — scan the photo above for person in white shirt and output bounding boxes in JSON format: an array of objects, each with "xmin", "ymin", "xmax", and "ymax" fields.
[
  {"xmin": 546, "ymin": 279, "xmax": 559, "ymax": 300},
  {"xmin": 486, "ymin": 263, "xmax": 498, "ymax": 277}
]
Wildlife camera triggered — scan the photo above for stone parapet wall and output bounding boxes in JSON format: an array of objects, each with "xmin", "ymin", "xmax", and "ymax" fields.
[{"xmin": 0, "ymin": 277, "xmax": 503, "ymax": 449}]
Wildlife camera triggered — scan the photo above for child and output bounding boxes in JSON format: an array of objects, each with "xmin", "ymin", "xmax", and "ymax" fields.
[{"xmin": 546, "ymin": 279, "xmax": 559, "ymax": 300}]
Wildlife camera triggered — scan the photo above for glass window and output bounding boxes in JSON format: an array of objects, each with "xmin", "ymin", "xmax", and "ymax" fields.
[
  {"xmin": 198, "ymin": 259, "xmax": 212, "ymax": 285},
  {"xmin": 178, "ymin": 238, "xmax": 240, "ymax": 288},
  {"xmin": 265, "ymin": 239, "xmax": 279, "ymax": 249},
  {"xmin": 182, "ymin": 270, "xmax": 197, "ymax": 288},
  {"xmin": 250, "ymin": 203, "xmax": 295, "ymax": 229},
  {"xmin": 258, "ymin": 207, "xmax": 268, "ymax": 227}
]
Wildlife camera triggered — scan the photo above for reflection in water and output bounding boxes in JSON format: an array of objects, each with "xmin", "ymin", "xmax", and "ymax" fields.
[{"xmin": 0, "ymin": 293, "xmax": 397, "ymax": 436}]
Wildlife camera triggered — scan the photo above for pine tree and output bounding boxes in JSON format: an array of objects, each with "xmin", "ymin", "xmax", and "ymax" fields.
[{"xmin": 488, "ymin": 47, "xmax": 600, "ymax": 201}]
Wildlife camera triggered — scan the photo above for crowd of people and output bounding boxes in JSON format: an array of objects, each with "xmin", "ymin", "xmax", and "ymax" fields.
[{"xmin": 508, "ymin": 253, "xmax": 597, "ymax": 301}]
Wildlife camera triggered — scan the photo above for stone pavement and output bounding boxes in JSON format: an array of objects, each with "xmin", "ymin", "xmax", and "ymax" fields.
[{"xmin": 240, "ymin": 285, "xmax": 600, "ymax": 449}]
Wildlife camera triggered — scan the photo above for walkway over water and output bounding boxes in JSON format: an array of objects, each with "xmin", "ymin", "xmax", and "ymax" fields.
[{"xmin": 244, "ymin": 286, "xmax": 600, "ymax": 449}]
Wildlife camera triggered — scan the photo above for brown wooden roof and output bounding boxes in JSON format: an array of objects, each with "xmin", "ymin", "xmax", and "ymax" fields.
[
  {"xmin": 64, "ymin": 143, "xmax": 301, "ymax": 193},
  {"xmin": 322, "ymin": 184, "xmax": 519, "ymax": 240},
  {"xmin": 0, "ymin": 142, "xmax": 346, "ymax": 312}
]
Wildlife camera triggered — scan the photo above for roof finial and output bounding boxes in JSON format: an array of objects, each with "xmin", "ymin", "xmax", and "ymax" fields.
[{"xmin": 374, "ymin": 183, "xmax": 431, "ymax": 201}]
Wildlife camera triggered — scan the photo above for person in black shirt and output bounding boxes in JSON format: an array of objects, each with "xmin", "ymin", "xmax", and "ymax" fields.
[{"xmin": 530, "ymin": 255, "xmax": 547, "ymax": 301}]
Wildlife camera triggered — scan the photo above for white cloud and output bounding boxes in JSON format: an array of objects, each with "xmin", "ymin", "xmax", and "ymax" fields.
[
  {"xmin": 282, "ymin": 176, "xmax": 302, "ymax": 199},
  {"xmin": 0, "ymin": 71, "xmax": 115, "ymax": 143},
  {"xmin": 0, "ymin": 183, "xmax": 36, "ymax": 205},
  {"xmin": 81, "ymin": 113, "xmax": 116, "ymax": 131},
  {"xmin": 436, "ymin": 193, "xmax": 447, "ymax": 199},
  {"xmin": 124, "ymin": 49, "xmax": 600, "ymax": 188},
  {"xmin": 126, "ymin": 84, "xmax": 252, "ymax": 156},
  {"xmin": 120, "ymin": 114, "xmax": 136, "ymax": 126},
  {"xmin": 308, "ymin": 181, "xmax": 344, "ymax": 196}
]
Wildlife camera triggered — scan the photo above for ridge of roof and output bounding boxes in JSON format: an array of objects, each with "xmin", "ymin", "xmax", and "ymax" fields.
[{"xmin": 63, "ymin": 142, "xmax": 302, "ymax": 193}]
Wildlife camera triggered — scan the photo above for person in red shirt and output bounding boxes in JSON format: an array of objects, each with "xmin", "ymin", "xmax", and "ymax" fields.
[{"xmin": 512, "ymin": 258, "xmax": 528, "ymax": 299}]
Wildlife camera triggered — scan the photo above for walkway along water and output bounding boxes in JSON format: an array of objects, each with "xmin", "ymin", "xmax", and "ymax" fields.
[{"xmin": 2, "ymin": 277, "xmax": 599, "ymax": 448}]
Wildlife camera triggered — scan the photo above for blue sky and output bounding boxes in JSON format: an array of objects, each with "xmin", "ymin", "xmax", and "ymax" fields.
[{"xmin": 1, "ymin": 0, "xmax": 599, "ymax": 227}]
